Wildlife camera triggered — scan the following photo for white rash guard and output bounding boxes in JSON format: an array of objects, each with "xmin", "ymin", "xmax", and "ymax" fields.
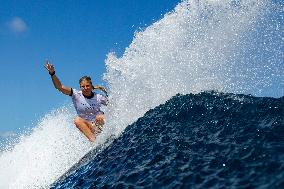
[{"xmin": 70, "ymin": 88, "xmax": 108, "ymax": 121}]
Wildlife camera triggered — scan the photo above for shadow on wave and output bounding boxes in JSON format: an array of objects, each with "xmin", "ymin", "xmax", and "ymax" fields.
[{"xmin": 51, "ymin": 91, "xmax": 284, "ymax": 189}]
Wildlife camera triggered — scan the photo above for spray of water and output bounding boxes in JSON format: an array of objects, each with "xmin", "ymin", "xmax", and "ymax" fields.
[
  {"xmin": 0, "ymin": 0, "xmax": 282, "ymax": 188},
  {"xmin": 0, "ymin": 107, "xmax": 95, "ymax": 188},
  {"xmin": 103, "ymin": 0, "xmax": 283, "ymax": 136}
]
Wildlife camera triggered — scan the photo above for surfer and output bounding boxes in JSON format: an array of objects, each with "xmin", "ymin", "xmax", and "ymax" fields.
[{"xmin": 44, "ymin": 60, "xmax": 108, "ymax": 143}]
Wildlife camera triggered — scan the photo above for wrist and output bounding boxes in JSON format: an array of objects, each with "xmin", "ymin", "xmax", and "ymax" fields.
[{"xmin": 49, "ymin": 71, "xmax": 55, "ymax": 76}]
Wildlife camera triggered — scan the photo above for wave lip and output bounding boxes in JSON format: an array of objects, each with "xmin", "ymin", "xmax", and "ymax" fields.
[{"xmin": 52, "ymin": 91, "xmax": 284, "ymax": 188}]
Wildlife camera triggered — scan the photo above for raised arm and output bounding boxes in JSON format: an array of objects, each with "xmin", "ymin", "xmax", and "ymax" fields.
[{"xmin": 44, "ymin": 60, "xmax": 72, "ymax": 96}]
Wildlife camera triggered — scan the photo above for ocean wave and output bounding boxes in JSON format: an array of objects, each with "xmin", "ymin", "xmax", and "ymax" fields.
[{"xmin": 52, "ymin": 91, "xmax": 284, "ymax": 188}]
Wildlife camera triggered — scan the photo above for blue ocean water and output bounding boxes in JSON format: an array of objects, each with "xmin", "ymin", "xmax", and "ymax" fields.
[{"xmin": 51, "ymin": 91, "xmax": 284, "ymax": 189}]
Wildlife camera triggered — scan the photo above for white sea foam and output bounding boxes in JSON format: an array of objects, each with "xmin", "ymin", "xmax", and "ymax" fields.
[
  {"xmin": 104, "ymin": 0, "xmax": 283, "ymax": 136},
  {"xmin": 0, "ymin": 0, "xmax": 282, "ymax": 188},
  {"xmin": 0, "ymin": 107, "xmax": 97, "ymax": 188}
]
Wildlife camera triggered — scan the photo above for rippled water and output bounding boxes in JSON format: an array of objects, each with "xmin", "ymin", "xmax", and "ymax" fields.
[{"xmin": 52, "ymin": 92, "xmax": 284, "ymax": 188}]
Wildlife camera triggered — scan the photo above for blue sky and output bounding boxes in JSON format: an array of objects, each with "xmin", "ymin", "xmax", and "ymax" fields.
[{"xmin": 0, "ymin": 0, "xmax": 181, "ymax": 134}]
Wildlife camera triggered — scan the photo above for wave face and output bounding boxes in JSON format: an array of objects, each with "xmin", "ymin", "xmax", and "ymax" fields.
[{"xmin": 51, "ymin": 92, "xmax": 284, "ymax": 188}]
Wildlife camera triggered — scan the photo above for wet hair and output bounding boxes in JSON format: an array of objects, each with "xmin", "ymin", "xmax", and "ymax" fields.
[{"xmin": 79, "ymin": 76, "xmax": 95, "ymax": 89}]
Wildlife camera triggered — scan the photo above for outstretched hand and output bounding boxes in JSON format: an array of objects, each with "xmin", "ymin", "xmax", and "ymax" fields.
[{"xmin": 44, "ymin": 59, "xmax": 55, "ymax": 74}]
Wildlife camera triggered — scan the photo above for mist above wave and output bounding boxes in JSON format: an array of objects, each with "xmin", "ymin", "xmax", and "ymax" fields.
[{"xmin": 104, "ymin": 0, "xmax": 283, "ymax": 136}]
